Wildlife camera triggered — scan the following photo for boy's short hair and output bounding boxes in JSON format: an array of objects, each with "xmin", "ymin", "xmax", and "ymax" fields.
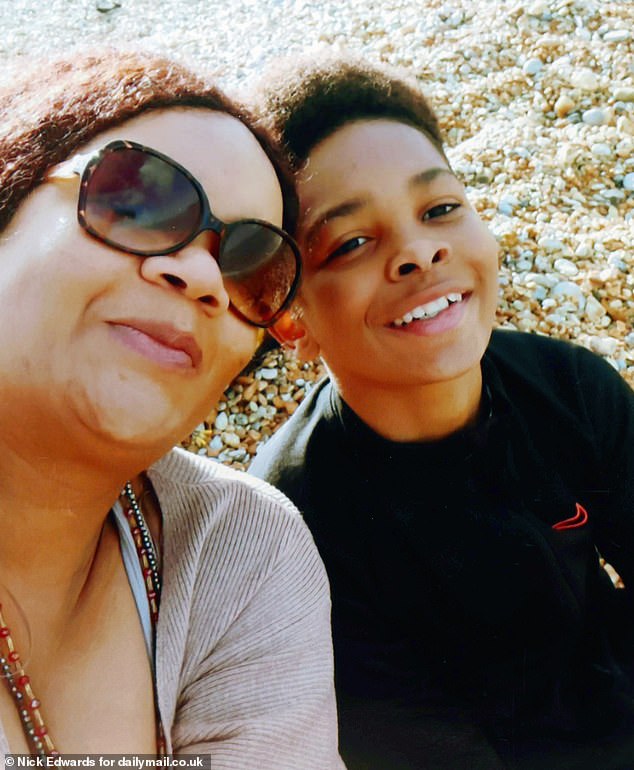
[{"xmin": 255, "ymin": 51, "xmax": 447, "ymax": 171}]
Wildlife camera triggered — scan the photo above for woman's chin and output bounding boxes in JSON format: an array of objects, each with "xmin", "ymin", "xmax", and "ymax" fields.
[{"xmin": 70, "ymin": 384, "xmax": 198, "ymax": 459}]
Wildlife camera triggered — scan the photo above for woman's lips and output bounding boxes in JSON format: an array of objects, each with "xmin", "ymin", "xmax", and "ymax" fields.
[{"xmin": 108, "ymin": 321, "xmax": 202, "ymax": 370}]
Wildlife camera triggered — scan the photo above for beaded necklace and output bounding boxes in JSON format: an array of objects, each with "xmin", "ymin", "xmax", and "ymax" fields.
[{"xmin": 0, "ymin": 482, "xmax": 165, "ymax": 756}]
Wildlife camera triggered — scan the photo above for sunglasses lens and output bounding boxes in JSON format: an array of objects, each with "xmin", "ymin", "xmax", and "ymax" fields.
[
  {"xmin": 82, "ymin": 147, "xmax": 201, "ymax": 254},
  {"xmin": 220, "ymin": 223, "xmax": 299, "ymax": 326}
]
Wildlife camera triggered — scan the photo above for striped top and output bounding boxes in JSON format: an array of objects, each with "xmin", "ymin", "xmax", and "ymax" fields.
[{"xmin": 0, "ymin": 448, "xmax": 343, "ymax": 768}]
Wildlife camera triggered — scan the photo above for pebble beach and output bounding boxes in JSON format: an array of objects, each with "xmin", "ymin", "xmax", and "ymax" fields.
[{"xmin": 1, "ymin": 0, "xmax": 632, "ymax": 469}]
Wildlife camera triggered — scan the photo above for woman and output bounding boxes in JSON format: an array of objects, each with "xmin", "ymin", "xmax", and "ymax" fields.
[{"xmin": 0, "ymin": 50, "xmax": 342, "ymax": 767}]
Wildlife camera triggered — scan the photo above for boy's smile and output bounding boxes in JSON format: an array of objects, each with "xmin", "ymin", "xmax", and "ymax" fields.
[{"xmin": 391, "ymin": 291, "xmax": 466, "ymax": 327}]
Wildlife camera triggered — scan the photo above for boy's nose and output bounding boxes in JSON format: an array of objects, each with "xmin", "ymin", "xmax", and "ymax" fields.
[{"xmin": 387, "ymin": 237, "xmax": 450, "ymax": 281}]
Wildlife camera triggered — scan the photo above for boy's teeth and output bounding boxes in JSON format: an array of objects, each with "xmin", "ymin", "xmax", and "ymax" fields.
[
  {"xmin": 423, "ymin": 296, "xmax": 450, "ymax": 316},
  {"xmin": 393, "ymin": 292, "xmax": 463, "ymax": 326}
]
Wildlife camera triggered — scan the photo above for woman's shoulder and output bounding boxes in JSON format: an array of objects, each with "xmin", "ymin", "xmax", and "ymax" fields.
[
  {"xmin": 150, "ymin": 446, "xmax": 298, "ymax": 505},
  {"xmin": 149, "ymin": 454, "xmax": 334, "ymax": 755},
  {"xmin": 147, "ymin": 447, "xmax": 309, "ymax": 554}
]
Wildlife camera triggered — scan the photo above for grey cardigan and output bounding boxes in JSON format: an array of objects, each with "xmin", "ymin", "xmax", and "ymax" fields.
[{"xmin": 148, "ymin": 449, "xmax": 344, "ymax": 768}]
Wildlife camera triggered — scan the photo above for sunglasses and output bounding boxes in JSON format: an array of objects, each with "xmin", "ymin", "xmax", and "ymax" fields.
[{"xmin": 66, "ymin": 140, "xmax": 301, "ymax": 328}]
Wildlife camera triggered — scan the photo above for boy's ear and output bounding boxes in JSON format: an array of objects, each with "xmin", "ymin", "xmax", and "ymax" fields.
[
  {"xmin": 269, "ymin": 310, "xmax": 302, "ymax": 346},
  {"xmin": 270, "ymin": 311, "xmax": 320, "ymax": 361}
]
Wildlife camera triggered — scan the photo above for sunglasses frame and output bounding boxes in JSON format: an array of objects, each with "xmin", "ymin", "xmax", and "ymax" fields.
[{"xmin": 76, "ymin": 139, "xmax": 302, "ymax": 328}]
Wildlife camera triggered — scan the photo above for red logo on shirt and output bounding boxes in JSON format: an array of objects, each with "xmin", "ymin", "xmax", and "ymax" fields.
[{"xmin": 552, "ymin": 503, "xmax": 588, "ymax": 531}]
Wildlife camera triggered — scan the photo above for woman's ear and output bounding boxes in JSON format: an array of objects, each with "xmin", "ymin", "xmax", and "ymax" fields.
[{"xmin": 270, "ymin": 310, "xmax": 321, "ymax": 361}]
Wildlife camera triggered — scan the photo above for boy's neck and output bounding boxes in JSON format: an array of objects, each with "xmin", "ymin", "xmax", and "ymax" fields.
[{"xmin": 335, "ymin": 365, "xmax": 483, "ymax": 443}]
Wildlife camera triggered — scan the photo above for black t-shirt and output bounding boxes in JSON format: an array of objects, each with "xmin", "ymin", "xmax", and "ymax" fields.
[{"xmin": 250, "ymin": 330, "xmax": 634, "ymax": 769}]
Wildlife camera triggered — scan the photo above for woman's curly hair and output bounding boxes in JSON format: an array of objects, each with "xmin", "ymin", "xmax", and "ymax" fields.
[{"xmin": 0, "ymin": 48, "xmax": 297, "ymax": 233}]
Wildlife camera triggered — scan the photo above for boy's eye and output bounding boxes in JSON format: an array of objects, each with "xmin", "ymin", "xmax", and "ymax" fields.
[
  {"xmin": 327, "ymin": 236, "xmax": 370, "ymax": 261},
  {"xmin": 422, "ymin": 203, "xmax": 461, "ymax": 221}
]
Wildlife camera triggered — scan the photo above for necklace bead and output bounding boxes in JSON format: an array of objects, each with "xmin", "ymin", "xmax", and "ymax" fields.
[{"xmin": 122, "ymin": 482, "xmax": 166, "ymax": 754}]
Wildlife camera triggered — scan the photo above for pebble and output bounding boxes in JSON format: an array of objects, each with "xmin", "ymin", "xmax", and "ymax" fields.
[
  {"xmin": 603, "ymin": 30, "xmax": 631, "ymax": 44},
  {"xmin": 531, "ymin": 271, "xmax": 559, "ymax": 289},
  {"xmin": 618, "ymin": 117, "xmax": 634, "ymax": 137},
  {"xmin": 551, "ymin": 281, "xmax": 585, "ymax": 306},
  {"xmin": 95, "ymin": 0, "xmax": 121, "ymax": 11},
  {"xmin": 554, "ymin": 94, "xmax": 575, "ymax": 118},
  {"xmin": 574, "ymin": 243, "xmax": 593, "ymax": 258},
  {"xmin": 607, "ymin": 255, "xmax": 628, "ymax": 272},
  {"xmin": 523, "ymin": 58, "xmax": 543, "ymax": 76},
  {"xmin": 553, "ymin": 258, "xmax": 578, "ymax": 277},
  {"xmin": 623, "ymin": 173, "xmax": 634, "ymax": 191},
  {"xmin": 538, "ymin": 237, "xmax": 566, "ymax": 253},
  {"xmin": 587, "ymin": 336, "xmax": 619, "ymax": 357},
  {"xmin": 614, "ymin": 87, "xmax": 634, "ymax": 103},
  {"xmin": 221, "ymin": 432, "xmax": 241, "ymax": 448},
  {"xmin": 601, "ymin": 188, "xmax": 625, "ymax": 202},
  {"xmin": 590, "ymin": 142, "xmax": 612, "ymax": 158},
  {"xmin": 570, "ymin": 69, "xmax": 600, "ymax": 91},
  {"xmin": 498, "ymin": 197, "xmax": 517, "ymax": 215},
  {"xmin": 526, "ymin": 1, "xmax": 547, "ymax": 16},
  {"xmin": 582, "ymin": 108, "xmax": 608, "ymax": 126},
  {"xmin": 585, "ymin": 295, "xmax": 607, "ymax": 321}
]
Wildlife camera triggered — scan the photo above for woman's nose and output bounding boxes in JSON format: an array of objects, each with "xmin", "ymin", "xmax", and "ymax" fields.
[
  {"xmin": 386, "ymin": 236, "xmax": 450, "ymax": 281},
  {"xmin": 139, "ymin": 235, "xmax": 231, "ymax": 315}
]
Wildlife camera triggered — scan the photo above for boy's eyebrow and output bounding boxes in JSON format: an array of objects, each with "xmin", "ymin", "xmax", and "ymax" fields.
[
  {"xmin": 409, "ymin": 167, "xmax": 457, "ymax": 189},
  {"xmin": 302, "ymin": 198, "xmax": 367, "ymax": 250}
]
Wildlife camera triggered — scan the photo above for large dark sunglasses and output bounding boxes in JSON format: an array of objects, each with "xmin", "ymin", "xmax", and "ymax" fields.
[{"xmin": 74, "ymin": 140, "xmax": 301, "ymax": 328}]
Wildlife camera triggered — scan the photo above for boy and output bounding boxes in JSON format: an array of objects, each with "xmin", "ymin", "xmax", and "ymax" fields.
[{"xmin": 249, "ymin": 56, "xmax": 634, "ymax": 769}]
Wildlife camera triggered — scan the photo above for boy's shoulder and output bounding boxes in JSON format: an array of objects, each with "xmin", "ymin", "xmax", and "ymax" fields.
[
  {"xmin": 487, "ymin": 328, "xmax": 611, "ymax": 378},
  {"xmin": 485, "ymin": 329, "xmax": 632, "ymax": 425},
  {"xmin": 249, "ymin": 376, "xmax": 336, "ymax": 482},
  {"xmin": 489, "ymin": 327, "xmax": 584, "ymax": 357}
]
